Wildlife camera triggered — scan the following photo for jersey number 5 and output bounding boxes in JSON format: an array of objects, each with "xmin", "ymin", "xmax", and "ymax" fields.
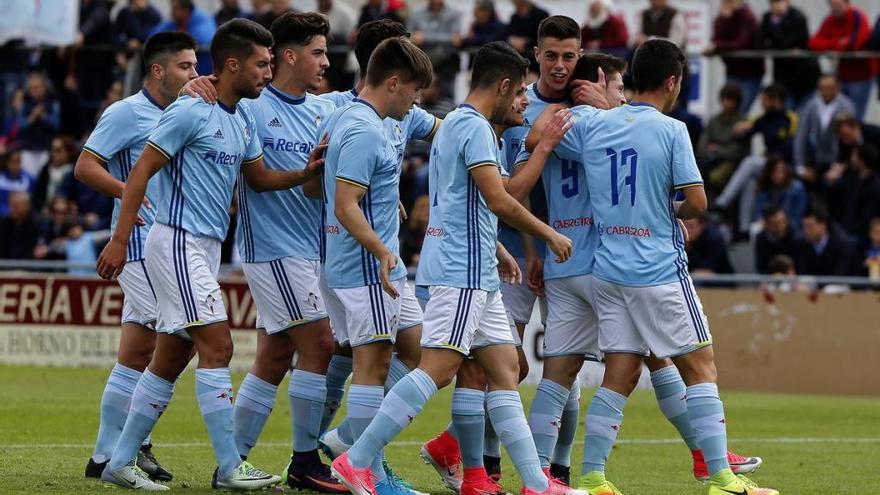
[
  {"xmin": 560, "ymin": 159, "xmax": 581, "ymax": 198},
  {"xmin": 607, "ymin": 148, "xmax": 638, "ymax": 207}
]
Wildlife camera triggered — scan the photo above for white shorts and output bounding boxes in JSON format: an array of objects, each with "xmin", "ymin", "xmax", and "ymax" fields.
[
  {"xmin": 543, "ymin": 274, "xmax": 601, "ymax": 360},
  {"xmin": 593, "ymin": 276, "xmax": 713, "ymax": 359},
  {"xmin": 118, "ymin": 259, "xmax": 158, "ymax": 328},
  {"xmin": 332, "ymin": 279, "xmax": 409, "ymax": 348},
  {"xmin": 242, "ymin": 256, "xmax": 327, "ymax": 334},
  {"xmin": 499, "ymin": 258, "xmax": 537, "ymax": 325},
  {"xmin": 398, "ymin": 282, "xmax": 423, "ymax": 332},
  {"xmin": 319, "ymin": 265, "xmax": 348, "ymax": 345},
  {"xmin": 421, "ymin": 287, "xmax": 514, "ymax": 356},
  {"xmin": 144, "ymin": 223, "xmax": 227, "ymax": 335}
]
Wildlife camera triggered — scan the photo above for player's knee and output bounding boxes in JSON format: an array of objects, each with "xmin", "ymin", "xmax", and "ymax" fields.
[{"xmin": 200, "ymin": 341, "xmax": 234, "ymax": 368}]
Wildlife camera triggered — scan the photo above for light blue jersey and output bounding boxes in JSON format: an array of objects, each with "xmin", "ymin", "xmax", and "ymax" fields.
[
  {"xmin": 515, "ymin": 105, "xmax": 599, "ymax": 280},
  {"xmin": 320, "ymin": 99, "xmax": 407, "ymax": 288},
  {"xmin": 147, "ymin": 95, "xmax": 262, "ymax": 241},
  {"xmin": 555, "ymin": 102, "xmax": 703, "ymax": 287},
  {"xmin": 82, "ymin": 89, "xmax": 165, "ymax": 261},
  {"xmin": 498, "ymin": 83, "xmax": 556, "ymax": 259},
  {"xmin": 236, "ymin": 85, "xmax": 336, "ymax": 262},
  {"xmin": 417, "ymin": 104, "xmax": 501, "ymax": 291}
]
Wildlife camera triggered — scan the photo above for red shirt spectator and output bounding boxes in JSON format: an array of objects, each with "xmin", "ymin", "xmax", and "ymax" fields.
[
  {"xmin": 581, "ymin": 1, "xmax": 628, "ymax": 53},
  {"xmin": 710, "ymin": 0, "xmax": 764, "ymax": 80},
  {"xmin": 808, "ymin": 1, "xmax": 876, "ymax": 83}
]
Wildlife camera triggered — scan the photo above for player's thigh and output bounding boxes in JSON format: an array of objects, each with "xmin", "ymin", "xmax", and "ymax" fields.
[
  {"xmin": 544, "ymin": 275, "xmax": 601, "ymax": 361},
  {"xmin": 117, "ymin": 322, "xmax": 157, "ymax": 371},
  {"xmin": 626, "ymin": 278, "xmax": 713, "ymax": 360},
  {"xmin": 471, "ymin": 291, "xmax": 519, "ymax": 389},
  {"xmin": 593, "ymin": 278, "xmax": 649, "ymax": 357},
  {"xmin": 499, "ymin": 259, "xmax": 537, "ymax": 325},
  {"xmin": 243, "ymin": 256, "xmax": 328, "ymax": 335}
]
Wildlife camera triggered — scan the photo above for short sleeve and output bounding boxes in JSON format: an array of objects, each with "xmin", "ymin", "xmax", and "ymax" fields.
[
  {"xmin": 82, "ymin": 101, "xmax": 140, "ymax": 163},
  {"xmin": 553, "ymin": 106, "xmax": 596, "ymax": 161},
  {"xmin": 407, "ymin": 105, "xmax": 440, "ymax": 141},
  {"xmin": 336, "ymin": 126, "xmax": 382, "ymax": 189},
  {"xmin": 513, "ymin": 138, "xmax": 530, "ymax": 170},
  {"xmin": 461, "ymin": 118, "xmax": 499, "ymax": 172},
  {"xmin": 242, "ymin": 109, "xmax": 263, "ymax": 164},
  {"xmin": 670, "ymin": 122, "xmax": 703, "ymax": 189},
  {"xmin": 145, "ymin": 98, "xmax": 202, "ymax": 160}
]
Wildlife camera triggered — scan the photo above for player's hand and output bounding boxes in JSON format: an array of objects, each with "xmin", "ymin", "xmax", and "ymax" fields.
[
  {"xmin": 305, "ymin": 134, "xmax": 329, "ymax": 176},
  {"xmin": 570, "ymin": 68, "xmax": 609, "ymax": 109},
  {"xmin": 398, "ymin": 200, "xmax": 408, "ymax": 223},
  {"xmin": 547, "ymin": 233, "xmax": 573, "ymax": 263},
  {"xmin": 537, "ymin": 109, "xmax": 574, "ymax": 153},
  {"xmin": 526, "ymin": 256, "xmax": 545, "ymax": 297},
  {"xmin": 379, "ymin": 252, "xmax": 399, "ymax": 299},
  {"xmin": 180, "ymin": 75, "xmax": 219, "ymax": 103},
  {"xmin": 497, "ymin": 247, "xmax": 521, "ymax": 285},
  {"xmin": 97, "ymin": 238, "xmax": 127, "ymax": 280}
]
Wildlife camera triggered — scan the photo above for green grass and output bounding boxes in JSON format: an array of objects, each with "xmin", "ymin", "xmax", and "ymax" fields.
[{"xmin": 1, "ymin": 365, "xmax": 878, "ymax": 494}]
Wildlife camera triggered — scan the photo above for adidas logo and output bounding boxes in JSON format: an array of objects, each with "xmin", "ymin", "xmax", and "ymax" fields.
[
  {"xmin": 213, "ymin": 128, "xmax": 224, "ymax": 140},
  {"xmin": 268, "ymin": 117, "xmax": 282, "ymax": 128}
]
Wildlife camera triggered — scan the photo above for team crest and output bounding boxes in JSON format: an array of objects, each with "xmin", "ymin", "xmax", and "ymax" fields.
[{"xmin": 315, "ymin": 115, "xmax": 322, "ymax": 127}]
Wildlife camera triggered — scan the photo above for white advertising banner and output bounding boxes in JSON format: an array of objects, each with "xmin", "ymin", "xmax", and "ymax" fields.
[{"xmin": 0, "ymin": 0, "xmax": 79, "ymax": 46}]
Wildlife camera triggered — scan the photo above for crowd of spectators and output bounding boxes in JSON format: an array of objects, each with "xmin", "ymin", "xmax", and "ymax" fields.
[{"xmin": 1, "ymin": 0, "xmax": 880, "ymax": 282}]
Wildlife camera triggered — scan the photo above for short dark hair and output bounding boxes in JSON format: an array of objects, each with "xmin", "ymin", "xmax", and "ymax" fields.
[
  {"xmin": 270, "ymin": 12, "xmax": 330, "ymax": 61},
  {"xmin": 767, "ymin": 254, "xmax": 795, "ymax": 275},
  {"xmin": 365, "ymin": 37, "xmax": 433, "ymax": 89},
  {"xmin": 470, "ymin": 41, "xmax": 529, "ymax": 91},
  {"xmin": 142, "ymin": 32, "xmax": 197, "ymax": 69},
  {"xmin": 172, "ymin": 0, "xmax": 194, "ymax": 12},
  {"xmin": 719, "ymin": 83, "xmax": 743, "ymax": 107},
  {"xmin": 537, "ymin": 15, "xmax": 581, "ymax": 44},
  {"xmin": 762, "ymin": 83, "xmax": 787, "ymax": 102},
  {"xmin": 803, "ymin": 208, "xmax": 830, "ymax": 226},
  {"xmin": 762, "ymin": 204, "xmax": 784, "ymax": 220},
  {"xmin": 570, "ymin": 53, "xmax": 627, "ymax": 84},
  {"xmin": 354, "ymin": 19, "xmax": 408, "ymax": 76},
  {"xmin": 210, "ymin": 19, "xmax": 274, "ymax": 74},
  {"xmin": 631, "ymin": 39, "xmax": 686, "ymax": 93}
]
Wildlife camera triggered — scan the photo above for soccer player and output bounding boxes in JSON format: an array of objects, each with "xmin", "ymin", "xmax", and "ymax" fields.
[
  {"xmin": 317, "ymin": 36, "xmax": 434, "ymax": 495},
  {"xmin": 550, "ymin": 39, "xmax": 777, "ymax": 495},
  {"xmin": 330, "ymin": 41, "xmax": 584, "ymax": 495},
  {"xmin": 95, "ymin": 19, "xmax": 323, "ymax": 491},
  {"xmin": 76, "ymin": 31, "xmax": 199, "ymax": 483}
]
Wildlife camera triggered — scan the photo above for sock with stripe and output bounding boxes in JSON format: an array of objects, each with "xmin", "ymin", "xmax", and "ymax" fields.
[
  {"xmin": 290, "ymin": 370, "xmax": 327, "ymax": 452},
  {"xmin": 348, "ymin": 369, "xmax": 437, "ymax": 479},
  {"xmin": 384, "ymin": 354, "xmax": 411, "ymax": 392},
  {"xmin": 686, "ymin": 383, "xmax": 733, "ymax": 479},
  {"xmin": 320, "ymin": 355, "xmax": 352, "ymax": 435},
  {"xmin": 107, "ymin": 370, "xmax": 174, "ymax": 471},
  {"xmin": 486, "ymin": 390, "xmax": 548, "ymax": 492},
  {"xmin": 92, "ymin": 363, "xmax": 142, "ymax": 464},
  {"xmin": 528, "ymin": 379, "xmax": 569, "ymax": 468},
  {"xmin": 651, "ymin": 366, "xmax": 699, "ymax": 451},
  {"xmin": 581, "ymin": 387, "xmax": 627, "ymax": 474},
  {"xmin": 452, "ymin": 388, "xmax": 486, "ymax": 468},
  {"xmin": 551, "ymin": 379, "xmax": 580, "ymax": 467},
  {"xmin": 346, "ymin": 384, "xmax": 388, "ymax": 482},
  {"xmin": 233, "ymin": 373, "xmax": 277, "ymax": 458},
  {"xmin": 196, "ymin": 368, "xmax": 241, "ymax": 477}
]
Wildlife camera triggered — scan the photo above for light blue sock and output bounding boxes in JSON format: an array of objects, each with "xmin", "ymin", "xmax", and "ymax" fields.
[
  {"xmin": 346, "ymin": 384, "xmax": 388, "ymax": 482},
  {"xmin": 452, "ymin": 388, "xmax": 485, "ymax": 468},
  {"xmin": 483, "ymin": 395, "xmax": 501, "ymax": 458},
  {"xmin": 446, "ymin": 421, "xmax": 458, "ymax": 441},
  {"xmin": 337, "ymin": 418, "xmax": 355, "ymax": 445},
  {"xmin": 384, "ymin": 354, "xmax": 411, "ymax": 392},
  {"xmin": 290, "ymin": 370, "xmax": 327, "ymax": 452},
  {"xmin": 348, "ymin": 369, "xmax": 437, "ymax": 475},
  {"xmin": 233, "ymin": 373, "xmax": 277, "ymax": 458},
  {"xmin": 486, "ymin": 390, "xmax": 548, "ymax": 492},
  {"xmin": 320, "ymin": 355, "xmax": 352, "ymax": 435},
  {"xmin": 687, "ymin": 383, "xmax": 730, "ymax": 475},
  {"xmin": 528, "ymin": 379, "xmax": 569, "ymax": 468},
  {"xmin": 92, "ymin": 363, "xmax": 141, "ymax": 463},
  {"xmin": 108, "ymin": 370, "xmax": 173, "ymax": 471},
  {"xmin": 551, "ymin": 380, "xmax": 580, "ymax": 467},
  {"xmin": 581, "ymin": 387, "xmax": 627, "ymax": 474},
  {"xmin": 651, "ymin": 366, "xmax": 699, "ymax": 451},
  {"xmin": 195, "ymin": 368, "xmax": 241, "ymax": 477}
]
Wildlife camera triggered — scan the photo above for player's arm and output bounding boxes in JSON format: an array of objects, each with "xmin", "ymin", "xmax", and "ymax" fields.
[
  {"xmin": 524, "ymin": 104, "xmax": 565, "ymax": 152},
  {"xmin": 75, "ymin": 151, "xmax": 126, "ymax": 198},
  {"xmin": 470, "ymin": 164, "xmax": 571, "ymax": 263},
  {"xmin": 671, "ymin": 122, "xmax": 707, "ymax": 220},
  {"xmin": 241, "ymin": 139, "xmax": 327, "ymax": 192},
  {"xmin": 334, "ymin": 180, "xmax": 400, "ymax": 298},
  {"xmin": 96, "ymin": 145, "xmax": 169, "ymax": 279},
  {"xmin": 674, "ymin": 185, "xmax": 708, "ymax": 220},
  {"xmin": 506, "ymin": 109, "xmax": 572, "ymax": 201}
]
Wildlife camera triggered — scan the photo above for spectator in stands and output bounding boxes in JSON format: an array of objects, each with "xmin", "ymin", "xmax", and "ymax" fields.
[
  {"xmin": 408, "ymin": 0, "xmax": 461, "ymax": 97},
  {"xmin": 824, "ymin": 143, "xmax": 880, "ymax": 243},
  {"xmin": 215, "ymin": 0, "xmax": 252, "ymax": 27},
  {"xmin": 863, "ymin": 217, "xmax": 880, "ymax": 279},
  {"xmin": 16, "ymin": 72, "xmax": 60, "ymax": 176},
  {"xmin": 70, "ymin": 0, "xmax": 114, "ymax": 132},
  {"xmin": 459, "ymin": 0, "xmax": 508, "ymax": 53},
  {"xmin": 0, "ymin": 191, "xmax": 39, "ymax": 259},
  {"xmin": 698, "ymin": 83, "xmax": 749, "ymax": 192},
  {"xmin": 670, "ymin": 95, "xmax": 703, "ymax": 149},
  {"xmin": 767, "ymin": 254, "xmax": 796, "ymax": 276},
  {"xmin": 114, "ymin": 0, "xmax": 163, "ymax": 52},
  {"xmin": 400, "ymin": 194, "xmax": 430, "ymax": 268},
  {"xmin": 753, "ymin": 155, "xmax": 808, "ymax": 231},
  {"xmin": 357, "ymin": 0, "xmax": 405, "ymax": 28},
  {"xmin": 150, "ymin": 0, "xmax": 216, "ymax": 75},
  {"xmin": 808, "ymin": 0, "xmax": 876, "ymax": 121},
  {"xmin": 0, "ymin": 149, "xmax": 34, "ymax": 218},
  {"xmin": 580, "ymin": 0, "xmax": 629, "ymax": 58},
  {"xmin": 318, "ymin": 0, "xmax": 357, "ymax": 90},
  {"xmin": 755, "ymin": 206, "xmax": 801, "ymax": 274},
  {"xmin": 796, "ymin": 209, "xmax": 857, "ymax": 276},
  {"xmin": 45, "ymin": 219, "xmax": 110, "ymax": 275},
  {"xmin": 1, "ymin": 89, "xmax": 24, "ymax": 150},
  {"xmin": 756, "ymin": 0, "xmax": 818, "ymax": 110},
  {"xmin": 57, "ymin": 163, "xmax": 113, "ymax": 231},
  {"xmin": 684, "ymin": 215, "xmax": 735, "ymax": 275},
  {"xmin": 834, "ymin": 112, "xmax": 880, "ymax": 169},
  {"xmin": 507, "ymin": 0, "xmax": 550, "ymax": 72},
  {"xmin": 734, "ymin": 84, "xmax": 797, "ymax": 161},
  {"xmin": 793, "ymin": 74, "xmax": 855, "ymax": 185},
  {"xmin": 254, "ymin": 0, "xmax": 294, "ymax": 29},
  {"xmin": 32, "ymin": 136, "xmax": 76, "ymax": 214},
  {"xmin": 633, "ymin": 0, "xmax": 687, "ymax": 49},
  {"xmin": 34, "ymin": 196, "xmax": 72, "ymax": 260},
  {"xmin": 706, "ymin": 0, "xmax": 764, "ymax": 114}
]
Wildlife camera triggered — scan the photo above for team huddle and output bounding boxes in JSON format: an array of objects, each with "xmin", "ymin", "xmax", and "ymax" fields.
[{"xmin": 77, "ymin": 10, "xmax": 778, "ymax": 495}]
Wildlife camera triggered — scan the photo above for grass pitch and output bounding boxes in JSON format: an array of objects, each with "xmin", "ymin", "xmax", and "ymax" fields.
[{"xmin": 0, "ymin": 365, "xmax": 878, "ymax": 494}]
